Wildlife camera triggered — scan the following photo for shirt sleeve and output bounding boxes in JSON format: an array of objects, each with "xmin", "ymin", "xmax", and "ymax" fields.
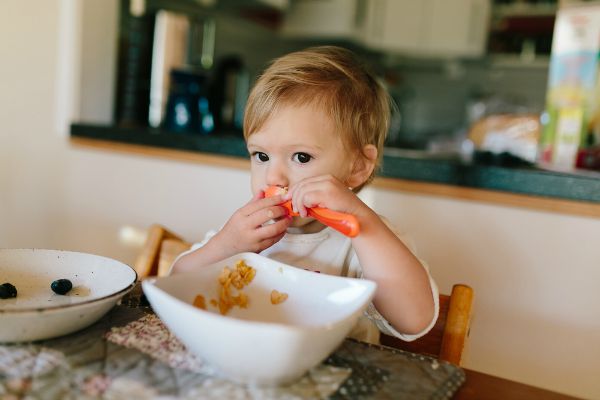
[
  {"xmin": 363, "ymin": 260, "xmax": 439, "ymax": 342},
  {"xmin": 350, "ymin": 218, "xmax": 440, "ymax": 342}
]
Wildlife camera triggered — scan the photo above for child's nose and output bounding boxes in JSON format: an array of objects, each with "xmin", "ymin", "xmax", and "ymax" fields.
[{"xmin": 266, "ymin": 163, "xmax": 288, "ymax": 188}]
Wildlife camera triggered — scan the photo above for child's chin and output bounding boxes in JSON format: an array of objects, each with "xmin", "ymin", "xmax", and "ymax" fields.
[
  {"xmin": 289, "ymin": 216, "xmax": 314, "ymax": 227},
  {"xmin": 290, "ymin": 217, "xmax": 314, "ymax": 228}
]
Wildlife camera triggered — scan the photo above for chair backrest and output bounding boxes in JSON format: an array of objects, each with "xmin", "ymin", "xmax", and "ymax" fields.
[
  {"xmin": 134, "ymin": 224, "xmax": 191, "ymax": 278},
  {"xmin": 134, "ymin": 225, "xmax": 474, "ymax": 365},
  {"xmin": 379, "ymin": 284, "xmax": 474, "ymax": 365}
]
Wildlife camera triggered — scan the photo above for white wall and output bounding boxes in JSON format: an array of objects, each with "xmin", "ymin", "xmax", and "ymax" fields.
[
  {"xmin": 369, "ymin": 187, "xmax": 600, "ymax": 399},
  {"xmin": 2, "ymin": 1, "xmax": 600, "ymax": 399},
  {"xmin": 62, "ymin": 147, "xmax": 250, "ymax": 263},
  {"xmin": 1, "ymin": 1, "xmax": 64, "ymax": 248}
]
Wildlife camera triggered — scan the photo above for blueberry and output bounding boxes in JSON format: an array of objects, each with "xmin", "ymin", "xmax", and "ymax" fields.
[
  {"xmin": 0, "ymin": 282, "xmax": 17, "ymax": 299},
  {"xmin": 51, "ymin": 279, "xmax": 73, "ymax": 295}
]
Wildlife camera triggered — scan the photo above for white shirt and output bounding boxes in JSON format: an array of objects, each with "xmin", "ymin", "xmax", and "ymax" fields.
[{"xmin": 175, "ymin": 226, "xmax": 439, "ymax": 344}]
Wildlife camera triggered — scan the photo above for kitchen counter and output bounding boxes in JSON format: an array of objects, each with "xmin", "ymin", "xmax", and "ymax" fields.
[{"xmin": 70, "ymin": 123, "xmax": 600, "ymax": 218}]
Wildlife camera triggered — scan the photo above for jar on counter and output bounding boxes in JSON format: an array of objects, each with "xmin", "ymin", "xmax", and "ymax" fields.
[{"xmin": 164, "ymin": 69, "xmax": 214, "ymax": 134}]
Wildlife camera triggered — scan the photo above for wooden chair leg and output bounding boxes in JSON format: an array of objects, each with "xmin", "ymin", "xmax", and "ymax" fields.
[
  {"xmin": 134, "ymin": 224, "xmax": 165, "ymax": 279},
  {"xmin": 439, "ymin": 284, "xmax": 474, "ymax": 365}
]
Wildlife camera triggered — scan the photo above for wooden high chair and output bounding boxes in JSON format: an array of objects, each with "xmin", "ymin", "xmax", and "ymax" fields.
[
  {"xmin": 134, "ymin": 224, "xmax": 192, "ymax": 278},
  {"xmin": 134, "ymin": 224, "xmax": 474, "ymax": 365},
  {"xmin": 380, "ymin": 284, "xmax": 474, "ymax": 365}
]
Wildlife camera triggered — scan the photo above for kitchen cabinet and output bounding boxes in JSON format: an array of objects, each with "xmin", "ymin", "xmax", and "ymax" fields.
[
  {"xmin": 488, "ymin": 1, "xmax": 556, "ymax": 57},
  {"xmin": 358, "ymin": 0, "xmax": 491, "ymax": 57},
  {"xmin": 281, "ymin": 0, "xmax": 491, "ymax": 58},
  {"xmin": 280, "ymin": 0, "xmax": 359, "ymax": 39},
  {"xmin": 256, "ymin": 0, "xmax": 289, "ymax": 11},
  {"xmin": 357, "ymin": 0, "xmax": 424, "ymax": 53}
]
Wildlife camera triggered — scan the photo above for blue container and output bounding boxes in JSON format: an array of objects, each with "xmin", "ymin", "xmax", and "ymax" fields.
[{"xmin": 164, "ymin": 69, "xmax": 214, "ymax": 134}]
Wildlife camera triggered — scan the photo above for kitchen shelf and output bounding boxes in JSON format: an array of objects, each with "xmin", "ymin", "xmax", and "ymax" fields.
[
  {"xmin": 71, "ymin": 123, "xmax": 600, "ymax": 212},
  {"xmin": 489, "ymin": 54, "xmax": 550, "ymax": 68},
  {"xmin": 493, "ymin": 3, "xmax": 558, "ymax": 18}
]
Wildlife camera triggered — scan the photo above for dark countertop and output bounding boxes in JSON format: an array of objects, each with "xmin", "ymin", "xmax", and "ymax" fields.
[{"xmin": 70, "ymin": 123, "xmax": 600, "ymax": 204}]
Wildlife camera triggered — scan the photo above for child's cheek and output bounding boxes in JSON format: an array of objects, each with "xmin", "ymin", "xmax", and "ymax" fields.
[{"xmin": 249, "ymin": 177, "xmax": 264, "ymax": 198}]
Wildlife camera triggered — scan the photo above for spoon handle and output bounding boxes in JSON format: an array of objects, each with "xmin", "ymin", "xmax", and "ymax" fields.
[
  {"xmin": 308, "ymin": 207, "xmax": 360, "ymax": 238},
  {"xmin": 264, "ymin": 186, "xmax": 360, "ymax": 237}
]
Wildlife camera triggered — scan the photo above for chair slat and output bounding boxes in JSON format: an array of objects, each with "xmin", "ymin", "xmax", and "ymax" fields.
[
  {"xmin": 134, "ymin": 224, "xmax": 186, "ymax": 279},
  {"xmin": 158, "ymin": 239, "xmax": 191, "ymax": 276},
  {"xmin": 380, "ymin": 284, "xmax": 473, "ymax": 365}
]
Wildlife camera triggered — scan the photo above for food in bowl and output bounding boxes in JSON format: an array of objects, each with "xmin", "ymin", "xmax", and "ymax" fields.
[
  {"xmin": 2, "ymin": 278, "xmax": 80, "ymax": 298},
  {"xmin": 192, "ymin": 260, "xmax": 255, "ymax": 315},
  {"xmin": 214, "ymin": 259, "xmax": 254, "ymax": 315},
  {"xmin": 193, "ymin": 260, "xmax": 288, "ymax": 315},
  {"xmin": 142, "ymin": 252, "xmax": 376, "ymax": 385},
  {"xmin": 193, "ymin": 294, "xmax": 207, "ymax": 310},
  {"xmin": 0, "ymin": 283, "xmax": 18, "ymax": 299},
  {"xmin": 270, "ymin": 289, "xmax": 288, "ymax": 304},
  {"xmin": 0, "ymin": 249, "xmax": 137, "ymax": 343},
  {"xmin": 51, "ymin": 278, "xmax": 73, "ymax": 295}
]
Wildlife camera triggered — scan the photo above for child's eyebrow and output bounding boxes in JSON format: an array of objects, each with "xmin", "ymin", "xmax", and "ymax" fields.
[
  {"xmin": 246, "ymin": 141, "xmax": 264, "ymax": 150},
  {"xmin": 283, "ymin": 143, "xmax": 323, "ymax": 152},
  {"xmin": 246, "ymin": 136, "xmax": 267, "ymax": 146},
  {"xmin": 247, "ymin": 141, "xmax": 323, "ymax": 153}
]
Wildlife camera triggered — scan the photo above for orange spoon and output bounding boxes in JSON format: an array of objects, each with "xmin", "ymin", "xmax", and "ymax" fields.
[{"xmin": 264, "ymin": 186, "xmax": 360, "ymax": 238}]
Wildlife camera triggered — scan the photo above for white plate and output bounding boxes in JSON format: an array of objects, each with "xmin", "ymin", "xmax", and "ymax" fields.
[
  {"xmin": 143, "ymin": 252, "xmax": 376, "ymax": 385},
  {"xmin": 0, "ymin": 249, "xmax": 137, "ymax": 342}
]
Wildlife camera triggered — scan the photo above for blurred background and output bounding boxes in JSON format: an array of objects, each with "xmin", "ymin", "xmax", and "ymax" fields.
[
  {"xmin": 109, "ymin": 0, "xmax": 552, "ymax": 155},
  {"xmin": 2, "ymin": 1, "xmax": 600, "ymax": 399}
]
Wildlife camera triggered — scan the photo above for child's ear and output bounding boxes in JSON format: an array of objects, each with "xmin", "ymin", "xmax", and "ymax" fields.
[{"xmin": 347, "ymin": 144, "xmax": 377, "ymax": 189}]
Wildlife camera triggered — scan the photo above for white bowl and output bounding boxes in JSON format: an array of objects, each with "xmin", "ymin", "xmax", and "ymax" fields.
[
  {"xmin": 0, "ymin": 249, "xmax": 137, "ymax": 343},
  {"xmin": 142, "ymin": 252, "xmax": 376, "ymax": 385}
]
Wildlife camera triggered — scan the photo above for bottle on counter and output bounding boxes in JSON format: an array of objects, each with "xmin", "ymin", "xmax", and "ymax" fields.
[
  {"xmin": 164, "ymin": 69, "xmax": 214, "ymax": 134},
  {"xmin": 210, "ymin": 55, "xmax": 250, "ymax": 134}
]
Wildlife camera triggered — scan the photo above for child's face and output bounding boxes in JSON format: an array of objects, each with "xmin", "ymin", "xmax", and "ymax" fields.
[{"xmin": 247, "ymin": 102, "xmax": 355, "ymax": 199}]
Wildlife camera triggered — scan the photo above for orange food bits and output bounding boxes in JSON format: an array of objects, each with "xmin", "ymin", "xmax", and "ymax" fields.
[
  {"xmin": 233, "ymin": 292, "xmax": 249, "ymax": 308},
  {"xmin": 218, "ymin": 298, "xmax": 230, "ymax": 315},
  {"xmin": 208, "ymin": 259, "xmax": 256, "ymax": 315},
  {"xmin": 193, "ymin": 294, "xmax": 206, "ymax": 310},
  {"xmin": 218, "ymin": 267, "xmax": 232, "ymax": 284},
  {"xmin": 270, "ymin": 290, "xmax": 288, "ymax": 305},
  {"xmin": 194, "ymin": 259, "xmax": 288, "ymax": 315},
  {"xmin": 264, "ymin": 186, "xmax": 288, "ymax": 197}
]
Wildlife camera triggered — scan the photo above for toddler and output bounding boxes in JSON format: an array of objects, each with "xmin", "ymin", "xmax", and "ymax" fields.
[{"xmin": 172, "ymin": 46, "xmax": 438, "ymax": 343}]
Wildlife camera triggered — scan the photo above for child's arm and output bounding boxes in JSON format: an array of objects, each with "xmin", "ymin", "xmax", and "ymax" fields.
[
  {"xmin": 171, "ymin": 192, "xmax": 291, "ymax": 274},
  {"xmin": 288, "ymin": 176, "xmax": 435, "ymax": 335},
  {"xmin": 351, "ymin": 210, "xmax": 435, "ymax": 335}
]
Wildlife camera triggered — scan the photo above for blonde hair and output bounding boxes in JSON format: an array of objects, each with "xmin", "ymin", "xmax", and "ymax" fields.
[{"xmin": 243, "ymin": 46, "xmax": 391, "ymax": 190}]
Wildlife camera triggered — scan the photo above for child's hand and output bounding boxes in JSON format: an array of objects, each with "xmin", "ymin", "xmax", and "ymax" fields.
[
  {"xmin": 287, "ymin": 175, "xmax": 368, "ymax": 218},
  {"xmin": 211, "ymin": 191, "xmax": 291, "ymax": 256}
]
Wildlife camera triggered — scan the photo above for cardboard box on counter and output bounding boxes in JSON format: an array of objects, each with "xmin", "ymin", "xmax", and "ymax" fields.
[{"xmin": 540, "ymin": 2, "xmax": 600, "ymax": 170}]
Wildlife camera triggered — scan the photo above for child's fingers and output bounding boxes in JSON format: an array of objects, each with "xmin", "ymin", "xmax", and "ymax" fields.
[
  {"xmin": 290, "ymin": 177, "xmax": 350, "ymax": 217},
  {"xmin": 252, "ymin": 189, "xmax": 265, "ymax": 201},
  {"xmin": 255, "ymin": 231, "xmax": 287, "ymax": 252},
  {"xmin": 290, "ymin": 182, "xmax": 328, "ymax": 217},
  {"xmin": 255, "ymin": 217, "xmax": 290, "ymax": 242},
  {"xmin": 289, "ymin": 174, "xmax": 336, "ymax": 195},
  {"xmin": 240, "ymin": 194, "xmax": 285, "ymax": 216},
  {"xmin": 246, "ymin": 204, "xmax": 289, "ymax": 228}
]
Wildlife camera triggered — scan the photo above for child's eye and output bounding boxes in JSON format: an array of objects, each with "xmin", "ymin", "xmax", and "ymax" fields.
[
  {"xmin": 292, "ymin": 152, "xmax": 312, "ymax": 164},
  {"xmin": 252, "ymin": 152, "xmax": 269, "ymax": 162}
]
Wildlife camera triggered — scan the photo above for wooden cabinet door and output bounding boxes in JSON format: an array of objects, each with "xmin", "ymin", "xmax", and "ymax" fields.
[
  {"xmin": 426, "ymin": 0, "xmax": 490, "ymax": 57},
  {"xmin": 360, "ymin": 0, "xmax": 490, "ymax": 57},
  {"xmin": 359, "ymin": 0, "xmax": 427, "ymax": 52}
]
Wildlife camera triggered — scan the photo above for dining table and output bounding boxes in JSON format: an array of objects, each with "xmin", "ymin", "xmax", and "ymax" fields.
[{"xmin": 0, "ymin": 283, "xmax": 580, "ymax": 400}]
